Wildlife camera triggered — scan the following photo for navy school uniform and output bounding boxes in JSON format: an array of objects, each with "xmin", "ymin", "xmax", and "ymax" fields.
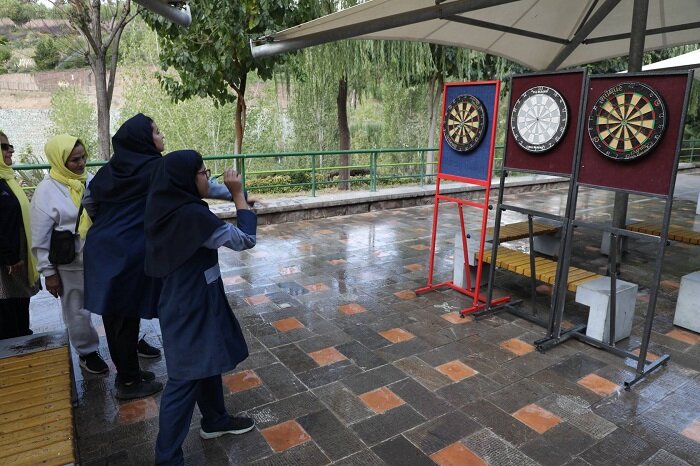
[
  {"xmin": 155, "ymin": 212, "xmax": 256, "ymax": 465},
  {"xmin": 143, "ymin": 150, "xmax": 257, "ymax": 466}
]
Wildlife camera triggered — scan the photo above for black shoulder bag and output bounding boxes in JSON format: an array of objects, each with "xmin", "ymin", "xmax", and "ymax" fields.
[{"xmin": 48, "ymin": 204, "xmax": 83, "ymax": 265}]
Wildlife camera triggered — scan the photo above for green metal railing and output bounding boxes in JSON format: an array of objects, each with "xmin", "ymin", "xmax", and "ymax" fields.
[{"xmin": 11, "ymin": 138, "xmax": 700, "ymax": 196}]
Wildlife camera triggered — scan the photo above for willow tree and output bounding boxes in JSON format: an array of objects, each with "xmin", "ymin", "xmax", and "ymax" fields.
[{"xmin": 143, "ymin": 0, "xmax": 316, "ymax": 156}]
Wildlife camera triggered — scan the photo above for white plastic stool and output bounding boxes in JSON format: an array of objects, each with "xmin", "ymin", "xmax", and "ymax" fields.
[
  {"xmin": 453, "ymin": 233, "xmax": 488, "ymax": 288},
  {"xmin": 576, "ymin": 276, "xmax": 638, "ymax": 344},
  {"xmin": 674, "ymin": 271, "xmax": 700, "ymax": 333}
]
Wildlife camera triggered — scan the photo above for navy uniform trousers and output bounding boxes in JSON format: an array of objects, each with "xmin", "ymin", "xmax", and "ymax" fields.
[{"xmin": 155, "ymin": 375, "xmax": 229, "ymax": 465}]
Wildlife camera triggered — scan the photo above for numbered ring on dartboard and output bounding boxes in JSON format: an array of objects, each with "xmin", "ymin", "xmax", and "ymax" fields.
[
  {"xmin": 588, "ymin": 81, "xmax": 666, "ymax": 162},
  {"xmin": 510, "ymin": 86, "xmax": 568, "ymax": 153},
  {"xmin": 443, "ymin": 94, "xmax": 486, "ymax": 152}
]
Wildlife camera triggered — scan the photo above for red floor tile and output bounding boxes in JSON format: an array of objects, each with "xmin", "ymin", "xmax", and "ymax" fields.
[
  {"xmin": 222, "ymin": 275, "xmax": 247, "ymax": 285},
  {"xmin": 244, "ymin": 294, "xmax": 271, "ymax": 306},
  {"xmin": 118, "ymin": 398, "xmax": 159, "ymax": 425},
  {"xmin": 304, "ymin": 283, "xmax": 330, "ymax": 292},
  {"xmin": 682, "ymin": 419, "xmax": 700, "ymax": 444},
  {"xmin": 512, "ymin": 403, "xmax": 561, "ymax": 434},
  {"xmin": 359, "ymin": 387, "xmax": 405, "ymax": 414},
  {"xmin": 577, "ymin": 373, "xmax": 621, "ymax": 396},
  {"xmin": 393, "ymin": 289, "xmax": 417, "ymax": 300},
  {"xmin": 271, "ymin": 317, "xmax": 305, "ymax": 332},
  {"xmin": 279, "ymin": 266, "xmax": 300, "ymax": 275},
  {"xmin": 441, "ymin": 312, "xmax": 473, "ymax": 324},
  {"xmin": 222, "ymin": 370, "xmax": 263, "ymax": 393},
  {"xmin": 403, "ymin": 263, "xmax": 423, "ymax": 272},
  {"xmin": 666, "ymin": 328, "xmax": 700, "ymax": 345},
  {"xmin": 436, "ymin": 360, "xmax": 478, "ymax": 382},
  {"xmin": 338, "ymin": 303, "xmax": 367, "ymax": 315},
  {"xmin": 430, "ymin": 442, "xmax": 486, "ymax": 466},
  {"xmin": 379, "ymin": 328, "xmax": 415, "ymax": 344},
  {"xmin": 308, "ymin": 347, "xmax": 347, "ymax": 367},
  {"xmin": 500, "ymin": 338, "xmax": 535, "ymax": 356},
  {"xmin": 261, "ymin": 420, "xmax": 311, "ymax": 452}
]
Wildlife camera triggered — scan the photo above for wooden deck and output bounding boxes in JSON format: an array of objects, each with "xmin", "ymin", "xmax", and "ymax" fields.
[
  {"xmin": 485, "ymin": 221, "xmax": 560, "ymax": 243},
  {"xmin": 626, "ymin": 222, "xmax": 700, "ymax": 245},
  {"xmin": 481, "ymin": 247, "xmax": 602, "ymax": 292},
  {"xmin": 0, "ymin": 347, "xmax": 75, "ymax": 466}
]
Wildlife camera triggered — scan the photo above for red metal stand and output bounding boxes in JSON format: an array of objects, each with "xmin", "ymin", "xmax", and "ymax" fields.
[{"xmin": 415, "ymin": 80, "xmax": 510, "ymax": 316}]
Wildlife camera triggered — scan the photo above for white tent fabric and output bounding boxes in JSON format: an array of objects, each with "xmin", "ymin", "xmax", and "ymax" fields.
[
  {"xmin": 251, "ymin": 0, "xmax": 700, "ymax": 71},
  {"xmin": 642, "ymin": 49, "xmax": 700, "ymax": 78}
]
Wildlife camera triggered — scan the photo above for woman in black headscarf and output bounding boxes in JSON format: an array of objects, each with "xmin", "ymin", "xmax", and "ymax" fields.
[
  {"xmin": 144, "ymin": 150, "xmax": 256, "ymax": 466},
  {"xmin": 83, "ymin": 113, "xmax": 165, "ymax": 399}
]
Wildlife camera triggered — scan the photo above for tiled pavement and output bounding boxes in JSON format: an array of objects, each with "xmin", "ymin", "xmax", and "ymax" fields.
[{"xmin": 28, "ymin": 174, "xmax": 700, "ymax": 465}]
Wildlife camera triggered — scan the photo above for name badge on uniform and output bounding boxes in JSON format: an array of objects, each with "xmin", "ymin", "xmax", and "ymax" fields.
[{"xmin": 204, "ymin": 263, "xmax": 221, "ymax": 284}]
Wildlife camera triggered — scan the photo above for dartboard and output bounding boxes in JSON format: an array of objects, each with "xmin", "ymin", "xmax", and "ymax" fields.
[
  {"xmin": 511, "ymin": 86, "xmax": 568, "ymax": 153},
  {"xmin": 588, "ymin": 81, "xmax": 666, "ymax": 161},
  {"xmin": 443, "ymin": 94, "xmax": 486, "ymax": 152}
]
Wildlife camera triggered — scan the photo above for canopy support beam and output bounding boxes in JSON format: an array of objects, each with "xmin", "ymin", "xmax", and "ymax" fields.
[
  {"xmin": 546, "ymin": 0, "xmax": 621, "ymax": 70},
  {"xmin": 250, "ymin": 0, "xmax": 521, "ymax": 59},
  {"xmin": 445, "ymin": 15, "xmax": 568, "ymax": 44}
]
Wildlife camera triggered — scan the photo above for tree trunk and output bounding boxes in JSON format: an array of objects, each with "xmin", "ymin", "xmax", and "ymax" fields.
[
  {"xmin": 92, "ymin": 54, "xmax": 112, "ymax": 160},
  {"xmin": 337, "ymin": 76, "xmax": 350, "ymax": 190},
  {"xmin": 233, "ymin": 74, "xmax": 247, "ymax": 171},
  {"xmin": 426, "ymin": 74, "xmax": 443, "ymax": 177}
]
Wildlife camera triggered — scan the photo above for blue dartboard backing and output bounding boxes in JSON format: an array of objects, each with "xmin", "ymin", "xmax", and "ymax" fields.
[{"xmin": 439, "ymin": 82, "xmax": 498, "ymax": 182}]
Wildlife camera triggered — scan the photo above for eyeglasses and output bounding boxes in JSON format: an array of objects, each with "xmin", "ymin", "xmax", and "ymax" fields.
[
  {"xmin": 1, "ymin": 143, "xmax": 13, "ymax": 151},
  {"xmin": 197, "ymin": 168, "xmax": 211, "ymax": 178}
]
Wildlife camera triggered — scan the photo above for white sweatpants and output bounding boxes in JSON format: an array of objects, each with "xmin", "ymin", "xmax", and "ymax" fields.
[{"xmin": 58, "ymin": 268, "xmax": 99, "ymax": 356}]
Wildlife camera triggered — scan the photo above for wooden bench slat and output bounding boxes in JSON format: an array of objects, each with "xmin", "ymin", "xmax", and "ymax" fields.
[
  {"xmin": 0, "ymin": 352, "xmax": 68, "ymax": 374},
  {"xmin": 1, "ymin": 438, "xmax": 74, "ymax": 466},
  {"xmin": 478, "ymin": 246, "xmax": 602, "ymax": 292},
  {"xmin": 0, "ymin": 399, "xmax": 74, "ymax": 428},
  {"xmin": 484, "ymin": 221, "xmax": 560, "ymax": 243},
  {"xmin": 0, "ymin": 418, "xmax": 73, "ymax": 449},
  {"xmin": 0, "ymin": 428, "xmax": 73, "ymax": 461},
  {"xmin": 626, "ymin": 222, "xmax": 700, "ymax": 245},
  {"xmin": 0, "ymin": 389, "xmax": 72, "ymax": 415},
  {"xmin": 0, "ymin": 367, "xmax": 71, "ymax": 389}
]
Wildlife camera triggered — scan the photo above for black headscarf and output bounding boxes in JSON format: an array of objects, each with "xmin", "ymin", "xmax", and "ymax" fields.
[
  {"xmin": 144, "ymin": 150, "xmax": 223, "ymax": 278},
  {"xmin": 89, "ymin": 113, "xmax": 162, "ymax": 203}
]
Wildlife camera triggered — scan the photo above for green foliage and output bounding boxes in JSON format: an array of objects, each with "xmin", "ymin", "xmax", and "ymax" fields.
[
  {"xmin": 246, "ymin": 173, "xmax": 310, "ymax": 194},
  {"xmin": 142, "ymin": 0, "xmax": 318, "ymax": 106},
  {"xmin": 0, "ymin": 0, "xmax": 47, "ymax": 25},
  {"xmin": 0, "ymin": 35, "xmax": 10, "ymax": 74},
  {"xmin": 48, "ymin": 85, "xmax": 98, "ymax": 159},
  {"xmin": 33, "ymin": 36, "xmax": 59, "ymax": 70}
]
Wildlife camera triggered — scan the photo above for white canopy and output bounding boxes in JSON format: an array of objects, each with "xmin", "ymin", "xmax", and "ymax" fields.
[
  {"xmin": 251, "ymin": 0, "xmax": 700, "ymax": 71},
  {"xmin": 643, "ymin": 49, "xmax": 700, "ymax": 78}
]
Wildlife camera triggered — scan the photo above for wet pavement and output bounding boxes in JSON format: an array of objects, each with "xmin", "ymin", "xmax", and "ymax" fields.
[{"xmin": 28, "ymin": 172, "xmax": 700, "ymax": 465}]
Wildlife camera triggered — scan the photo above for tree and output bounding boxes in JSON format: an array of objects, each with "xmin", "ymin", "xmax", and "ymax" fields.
[
  {"xmin": 34, "ymin": 36, "xmax": 60, "ymax": 70},
  {"xmin": 0, "ymin": 35, "xmax": 10, "ymax": 74},
  {"xmin": 143, "ymin": 0, "xmax": 318, "ymax": 158},
  {"xmin": 58, "ymin": 1, "xmax": 139, "ymax": 159}
]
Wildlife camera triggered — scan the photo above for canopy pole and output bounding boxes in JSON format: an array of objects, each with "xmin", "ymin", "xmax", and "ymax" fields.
[{"xmin": 611, "ymin": 0, "xmax": 649, "ymax": 249}]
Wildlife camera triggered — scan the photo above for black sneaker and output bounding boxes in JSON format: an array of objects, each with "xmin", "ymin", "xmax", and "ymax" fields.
[
  {"xmin": 114, "ymin": 370, "xmax": 156, "ymax": 387},
  {"xmin": 79, "ymin": 352, "xmax": 109, "ymax": 374},
  {"xmin": 137, "ymin": 337, "xmax": 161, "ymax": 358},
  {"xmin": 115, "ymin": 379, "xmax": 163, "ymax": 400},
  {"xmin": 199, "ymin": 416, "xmax": 255, "ymax": 439}
]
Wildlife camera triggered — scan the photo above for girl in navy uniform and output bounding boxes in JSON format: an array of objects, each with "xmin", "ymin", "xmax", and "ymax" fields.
[{"xmin": 144, "ymin": 150, "xmax": 256, "ymax": 466}]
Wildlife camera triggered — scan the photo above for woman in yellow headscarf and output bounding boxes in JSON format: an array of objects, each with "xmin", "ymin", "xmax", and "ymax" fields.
[
  {"xmin": 0, "ymin": 131, "xmax": 40, "ymax": 340},
  {"xmin": 30, "ymin": 135, "xmax": 107, "ymax": 374}
]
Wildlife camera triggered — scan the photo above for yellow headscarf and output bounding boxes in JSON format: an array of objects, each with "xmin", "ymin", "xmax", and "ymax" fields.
[
  {"xmin": 0, "ymin": 146, "xmax": 39, "ymax": 285},
  {"xmin": 44, "ymin": 135, "xmax": 93, "ymax": 238}
]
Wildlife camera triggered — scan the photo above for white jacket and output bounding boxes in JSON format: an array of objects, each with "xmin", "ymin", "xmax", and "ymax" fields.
[{"xmin": 30, "ymin": 174, "xmax": 93, "ymax": 277}]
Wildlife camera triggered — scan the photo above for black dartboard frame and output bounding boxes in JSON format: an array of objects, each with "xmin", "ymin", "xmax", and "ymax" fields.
[
  {"xmin": 443, "ymin": 94, "xmax": 487, "ymax": 152},
  {"xmin": 510, "ymin": 86, "xmax": 568, "ymax": 153},
  {"xmin": 587, "ymin": 81, "xmax": 666, "ymax": 162}
]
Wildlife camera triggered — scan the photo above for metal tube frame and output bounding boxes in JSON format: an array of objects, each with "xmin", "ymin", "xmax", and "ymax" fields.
[{"xmin": 537, "ymin": 70, "xmax": 694, "ymax": 389}]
